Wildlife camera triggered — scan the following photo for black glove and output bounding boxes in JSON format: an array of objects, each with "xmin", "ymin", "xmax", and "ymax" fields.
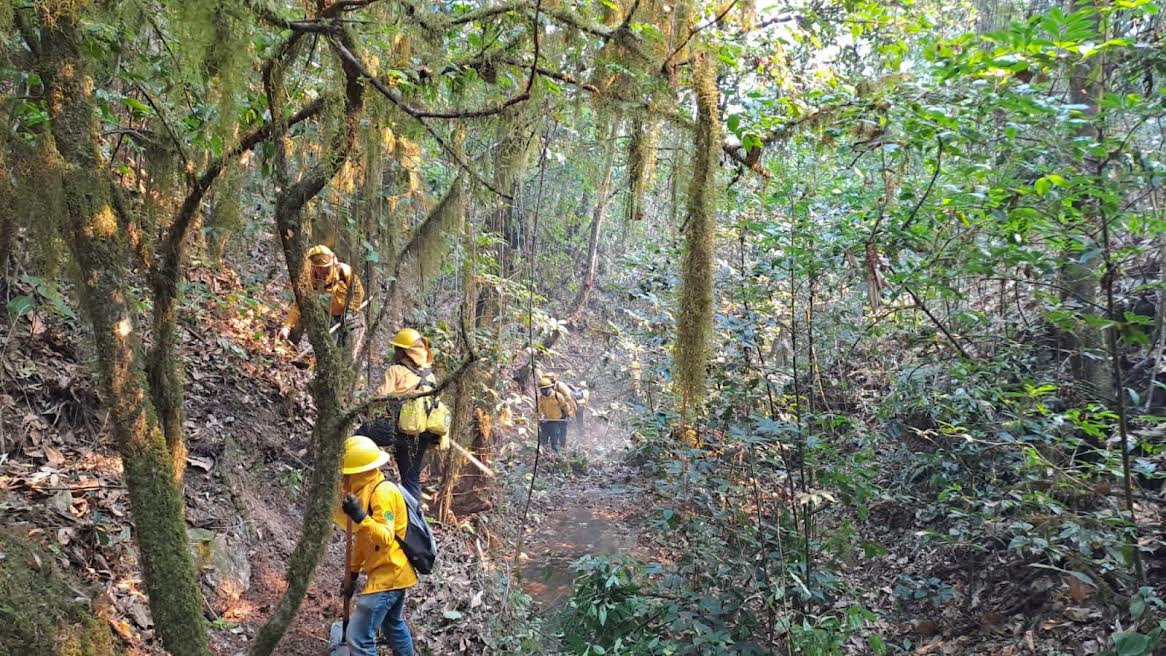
[
  {"xmin": 340, "ymin": 572, "xmax": 359, "ymax": 599},
  {"xmin": 341, "ymin": 493, "xmax": 367, "ymax": 524}
]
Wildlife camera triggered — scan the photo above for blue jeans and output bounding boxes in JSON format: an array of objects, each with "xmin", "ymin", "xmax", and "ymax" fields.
[{"xmin": 346, "ymin": 589, "xmax": 414, "ymax": 656}]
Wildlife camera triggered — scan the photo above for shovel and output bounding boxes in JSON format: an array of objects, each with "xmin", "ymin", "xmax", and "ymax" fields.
[{"xmin": 330, "ymin": 485, "xmax": 356, "ymax": 655}]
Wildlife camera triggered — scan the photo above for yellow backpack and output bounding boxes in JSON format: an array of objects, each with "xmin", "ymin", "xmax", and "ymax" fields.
[{"xmin": 397, "ymin": 364, "xmax": 451, "ymax": 443}]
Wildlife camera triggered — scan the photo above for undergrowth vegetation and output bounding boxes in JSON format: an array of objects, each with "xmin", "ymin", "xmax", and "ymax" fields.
[{"xmin": 1, "ymin": 0, "xmax": 1164, "ymax": 654}]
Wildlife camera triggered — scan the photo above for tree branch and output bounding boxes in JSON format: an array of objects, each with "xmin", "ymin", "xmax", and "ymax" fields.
[
  {"xmin": 342, "ymin": 355, "xmax": 480, "ymax": 426},
  {"xmin": 329, "ymin": 40, "xmax": 513, "ymax": 198},
  {"xmin": 898, "ymin": 136, "xmax": 943, "ymax": 233}
]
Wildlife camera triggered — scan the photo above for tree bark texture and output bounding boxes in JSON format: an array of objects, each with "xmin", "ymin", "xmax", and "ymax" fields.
[
  {"xmin": 248, "ymin": 31, "xmax": 366, "ymax": 656},
  {"xmin": 31, "ymin": 8, "xmax": 210, "ymax": 655}
]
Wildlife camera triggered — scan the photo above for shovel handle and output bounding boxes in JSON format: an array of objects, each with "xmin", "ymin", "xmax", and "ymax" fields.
[
  {"xmin": 341, "ymin": 482, "xmax": 355, "ymax": 638},
  {"xmin": 450, "ymin": 440, "xmax": 496, "ymax": 477}
]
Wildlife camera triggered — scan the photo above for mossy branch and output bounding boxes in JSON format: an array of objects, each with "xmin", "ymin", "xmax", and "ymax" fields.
[
  {"xmin": 147, "ymin": 96, "xmax": 325, "ymax": 480},
  {"xmin": 248, "ymin": 27, "xmax": 366, "ymax": 656}
]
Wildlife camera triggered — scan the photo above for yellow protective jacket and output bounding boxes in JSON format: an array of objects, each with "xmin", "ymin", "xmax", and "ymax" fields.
[
  {"xmin": 538, "ymin": 385, "xmax": 576, "ymax": 420},
  {"xmin": 283, "ymin": 262, "xmax": 364, "ymax": 330},
  {"xmin": 377, "ymin": 344, "xmax": 433, "ymax": 397},
  {"xmin": 334, "ymin": 469, "xmax": 418, "ymax": 594}
]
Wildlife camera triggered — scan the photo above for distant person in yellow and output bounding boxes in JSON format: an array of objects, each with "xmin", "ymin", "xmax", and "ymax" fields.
[
  {"xmin": 277, "ymin": 244, "xmax": 364, "ymax": 360},
  {"xmin": 537, "ymin": 374, "xmax": 576, "ymax": 451},
  {"xmin": 336, "ymin": 436, "xmax": 416, "ymax": 656},
  {"xmin": 357, "ymin": 328, "xmax": 438, "ymax": 501}
]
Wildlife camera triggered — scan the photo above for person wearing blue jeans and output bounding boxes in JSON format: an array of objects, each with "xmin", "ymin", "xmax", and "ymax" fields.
[
  {"xmin": 347, "ymin": 589, "xmax": 414, "ymax": 656},
  {"xmin": 337, "ymin": 436, "xmax": 418, "ymax": 656}
]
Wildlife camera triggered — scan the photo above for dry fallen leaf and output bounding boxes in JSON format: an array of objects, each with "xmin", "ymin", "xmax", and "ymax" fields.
[
  {"xmin": 186, "ymin": 455, "xmax": 215, "ymax": 472},
  {"xmin": 1066, "ymin": 575, "xmax": 1090, "ymax": 604},
  {"xmin": 43, "ymin": 444, "xmax": 65, "ymax": 466},
  {"xmin": 108, "ymin": 618, "xmax": 136, "ymax": 642}
]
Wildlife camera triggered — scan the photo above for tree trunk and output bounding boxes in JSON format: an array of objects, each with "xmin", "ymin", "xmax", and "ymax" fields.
[
  {"xmin": 248, "ymin": 32, "xmax": 365, "ymax": 656},
  {"xmin": 570, "ymin": 125, "xmax": 619, "ymax": 317},
  {"xmin": 439, "ymin": 180, "xmax": 478, "ymax": 523},
  {"xmin": 674, "ymin": 51, "xmax": 721, "ymax": 421},
  {"xmin": 453, "ymin": 408, "xmax": 496, "ymax": 516},
  {"xmin": 1061, "ymin": 0, "xmax": 1111, "ymax": 401},
  {"xmin": 30, "ymin": 9, "xmax": 210, "ymax": 655}
]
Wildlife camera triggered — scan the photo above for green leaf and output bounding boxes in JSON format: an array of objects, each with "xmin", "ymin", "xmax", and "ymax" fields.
[
  {"xmin": 1113, "ymin": 631, "xmax": 1151, "ymax": 656},
  {"xmin": 125, "ymin": 97, "xmax": 151, "ymax": 118},
  {"xmin": 6, "ymin": 295, "xmax": 35, "ymax": 321}
]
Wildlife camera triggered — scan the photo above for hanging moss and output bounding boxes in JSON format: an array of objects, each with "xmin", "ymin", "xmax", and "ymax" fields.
[
  {"xmin": 737, "ymin": 0, "xmax": 757, "ymax": 31},
  {"xmin": 626, "ymin": 116, "xmax": 660, "ymax": 223},
  {"xmin": 396, "ymin": 175, "xmax": 466, "ymax": 296},
  {"xmin": 3, "ymin": 135, "xmax": 66, "ymax": 272},
  {"xmin": 140, "ymin": 127, "xmax": 182, "ymax": 235},
  {"xmin": 204, "ymin": 5, "xmax": 253, "ymax": 150},
  {"xmin": 207, "ymin": 159, "xmax": 244, "ymax": 267},
  {"xmin": 673, "ymin": 51, "xmax": 720, "ymax": 422},
  {"xmin": 669, "ymin": 128, "xmax": 688, "ymax": 227},
  {"xmin": 162, "ymin": 0, "xmax": 218, "ymax": 77}
]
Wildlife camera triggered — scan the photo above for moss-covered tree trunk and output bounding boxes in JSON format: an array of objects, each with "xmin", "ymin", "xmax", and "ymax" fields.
[
  {"xmin": 673, "ymin": 51, "xmax": 721, "ymax": 424},
  {"xmin": 248, "ymin": 32, "xmax": 365, "ymax": 656},
  {"xmin": 28, "ymin": 8, "xmax": 210, "ymax": 655}
]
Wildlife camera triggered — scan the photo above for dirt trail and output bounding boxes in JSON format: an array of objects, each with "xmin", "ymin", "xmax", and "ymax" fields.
[{"xmin": 516, "ymin": 378, "xmax": 647, "ymax": 613}]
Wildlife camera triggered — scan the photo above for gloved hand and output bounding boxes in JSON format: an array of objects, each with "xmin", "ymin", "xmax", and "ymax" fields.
[
  {"xmin": 277, "ymin": 325, "xmax": 291, "ymax": 341},
  {"xmin": 340, "ymin": 572, "xmax": 359, "ymax": 599},
  {"xmin": 341, "ymin": 493, "xmax": 367, "ymax": 524}
]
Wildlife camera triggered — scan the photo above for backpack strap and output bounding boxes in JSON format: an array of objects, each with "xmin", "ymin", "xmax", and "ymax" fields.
[
  {"xmin": 397, "ymin": 360, "xmax": 436, "ymax": 403},
  {"xmin": 365, "ymin": 479, "xmax": 405, "ymax": 547},
  {"xmin": 366, "ymin": 479, "xmax": 389, "ymax": 515},
  {"xmin": 397, "ymin": 360, "xmax": 433, "ymax": 384}
]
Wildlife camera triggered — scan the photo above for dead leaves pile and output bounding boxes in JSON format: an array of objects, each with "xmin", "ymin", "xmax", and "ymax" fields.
[{"xmin": 0, "ymin": 319, "xmax": 156, "ymax": 648}]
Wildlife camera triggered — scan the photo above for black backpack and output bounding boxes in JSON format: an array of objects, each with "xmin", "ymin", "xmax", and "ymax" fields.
[{"xmin": 369, "ymin": 480, "xmax": 438, "ymax": 575}]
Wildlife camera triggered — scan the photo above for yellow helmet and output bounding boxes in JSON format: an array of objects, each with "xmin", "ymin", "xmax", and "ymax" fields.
[
  {"xmin": 307, "ymin": 244, "xmax": 335, "ymax": 267},
  {"xmin": 341, "ymin": 435, "xmax": 390, "ymax": 474},
  {"xmin": 538, "ymin": 376, "xmax": 553, "ymax": 388},
  {"xmin": 390, "ymin": 327, "xmax": 423, "ymax": 349}
]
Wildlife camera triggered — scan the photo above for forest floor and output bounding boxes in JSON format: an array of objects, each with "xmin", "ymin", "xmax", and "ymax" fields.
[
  {"xmin": 2, "ymin": 258, "xmax": 1162, "ymax": 655},
  {"xmin": 0, "ymin": 254, "xmax": 656, "ymax": 655}
]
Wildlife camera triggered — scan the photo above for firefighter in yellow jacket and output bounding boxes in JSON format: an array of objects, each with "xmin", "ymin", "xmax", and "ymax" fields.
[
  {"xmin": 357, "ymin": 328, "xmax": 437, "ymax": 502},
  {"xmin": 336, "ymin": 436, "xmax": 416, "ymax": 656},
  {"xmin": 277, "ymin": 245, "xmax": 365, "ymax": 359},
  {"xmin": 538, "ymin": 374, "xmax": 576, "ymax": 451}
]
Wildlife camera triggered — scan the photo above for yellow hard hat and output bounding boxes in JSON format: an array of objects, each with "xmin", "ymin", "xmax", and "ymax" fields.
[
  {"xmin": 390, "ymin": 327, "xmax": 423, "ymax": 349},
  {"xmin": 307, "ymin": 244, "xmax": 335, "ymax": 267},
  {"xmin": 341, "ymin": 435, "xmax": 390, "ymax": 474},
  {"xmin": 538, "ymin": 376, "xmax": 553, "ymax": 388}
]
